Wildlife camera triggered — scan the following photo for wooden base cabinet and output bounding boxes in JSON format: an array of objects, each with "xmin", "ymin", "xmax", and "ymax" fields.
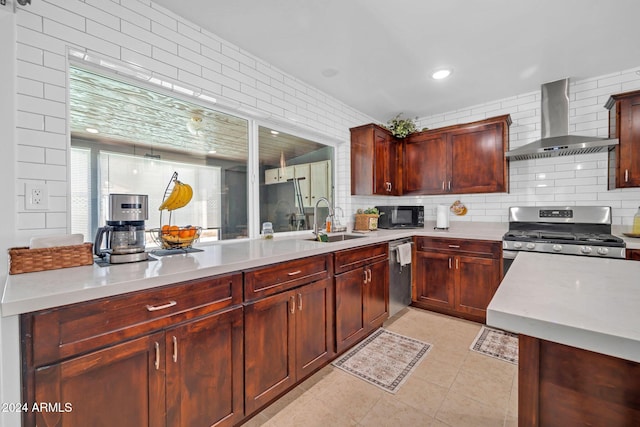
[
  {"xmin": 243, "ymin": 268, "xmax": 334, "ymax": 415},
  {"xmin": 412, "ymin": 237, "xmax": 501, "ymax": 323},
  {"xmin": 22, "ymin": 273, "xmax": 244, "ymax": 427},
  {"xmin": 334, "ymin": 243, "xmax": 389, "ymax": 353}
]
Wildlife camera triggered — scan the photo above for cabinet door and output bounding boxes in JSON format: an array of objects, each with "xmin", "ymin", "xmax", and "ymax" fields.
[
  {"xmin": 310, "ymin": 160, "xmax": 331, "ymax": 206},
  {"xmin": 335, "ymin": 267, "xmax": 366, "ymax": 353},
  {"xmin": 364, "ymin": 259, "xmax": 389, "ymax": 328},
  {"xmin": 294, "ymin": 163, "xmax": 312, "ymax": 207},
  {"xmin": 456, "ymin": 255, "xmax": 500, "ymax": 319},
  {"xmin": 33, "ymin": 333, "xmax": 165, "ymax": 427},
  {"xmin": 403, "ymin": 133, "xmax": 448, "ymax": 194},
  {"xmin": 265, "ymin": 168, "xmax": 280, "ymax": 184},
  {"xmin": 166, "ymin": 307, "xmax": 244, "ymax": 427},
  {"xmin": 294, "ymin": 278, "xmax": 334, "ymax": 379},
  {"xmin": 617, "ymin": 95, "xmax": 640, "ymax": 187},
  {"xmin": 244, "ymin": 291, "xmax": 295, "ymax": 415},
  {"xmin": 450, "ymin": 123, "xmax": 506, "ymax": 193},
  {"xmin": 413, "ymin": 251, "xmax": 454, "ymax": 308},
  {"xmin": 374, "ymin": 130, "xmax": 397, "ymax": 194}
]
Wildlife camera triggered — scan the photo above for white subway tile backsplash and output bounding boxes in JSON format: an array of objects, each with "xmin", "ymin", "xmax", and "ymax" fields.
[
  {"xmin": 45, "ymin": 149, "xmax": 66, "ymax": 166},
  {"xmin": 45, "ymin": 19, "xmax": 120, "ymax": 58},
  {"xmin": 17, "ymin": 77, "xmax": 44, "ymax": 98},
  {"xmin": 16, "ymin": 111, "xmax": 45, "ymax": 131},
  {"xmin": 17, "ymin": 212, "xmax": 46, "ymax": 229},
  {"xmin": 17, "ymin": 43, "xmax": 43, "ymax": 65},
  {"xmin": 17, "ymin": 162, "xmax": 66, "ymax": 181},
  {"xmin": 45, "ymin": 117, "xmax": 67, "ymax": 135},
  {"xmin": 17, "ymin": 145, "xmax": 45, "ymax": 164},
  {"xmin": 17, "ymin": 60, "xmax": 65, "ymax": 87},
  {"xmin": 17, "ymin": 94, "xmax": 65, "ymax": 119},
  {"xmin": 122, "ymin": 20, "xmax": 177, "ymax": 55},
  {"xmin": 89, "ymin": 21, "xmax": 152, "ymax": 57},
  {"xmin": 46, "ymin": 212, "xmax": 68, "ymax": 228}
]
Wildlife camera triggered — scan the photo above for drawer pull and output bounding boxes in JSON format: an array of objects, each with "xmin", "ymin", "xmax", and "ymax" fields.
[
  {"xmin": 172, "ymin": 336, "xmax": 178, "ymax": 363},
  {"xmin": 146, "ymin": 301, "xmax": 177, "ymax": 312},
  {"xmin": 154, "ymin": 342, "xmax": 160, "ymax": 370},
  {"xmin": 287, "ymin": 270, "xmax": 302, "ymax": 276},
  {"xmin": 448, "ymin": 245, "xmax": 460, "ymax": 248}
]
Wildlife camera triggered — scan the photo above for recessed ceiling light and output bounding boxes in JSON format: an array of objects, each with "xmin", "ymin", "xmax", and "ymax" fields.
[
  {"xmin": 270, "ymin": 130, "xmax": 280, "ymax": 135},
  {"xmin": 432, "ymin": 69, "xmax": 452, "ymax": 80},
  {"xmin": 86, "ymin": 127, "xmax": 99, "ymax": 134},
  {"xmin": 208, "ymin": 149, "xmax": 217, "ymax": 154},
  {"xmin": 321, "ymin": 68, "xmax": 339, "ymax": 78}
]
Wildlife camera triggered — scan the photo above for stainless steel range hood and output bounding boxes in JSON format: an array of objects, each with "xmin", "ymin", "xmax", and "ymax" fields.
[{"xmin": 505, "ymin": 79, "xmax": 618, "ymax": 161}]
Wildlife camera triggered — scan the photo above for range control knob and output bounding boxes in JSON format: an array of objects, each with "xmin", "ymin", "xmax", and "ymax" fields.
[
  {"xmin": 526, "ymin": 243, "xmax": 536, "ymax": 250},
  {"xmin": 552, "ymin": 244, "xmax": 563, "ymax": 252},
  {"xmin": 597, "ymin": 247, "xmax": 609, "ymax": 256},
  {"xmin": 580, "ymin": 246, "xmax": 593, "ymax": 254},
  {"xmin": 513, "ymin": 242, "xmax": 523, "ymax": 249}
]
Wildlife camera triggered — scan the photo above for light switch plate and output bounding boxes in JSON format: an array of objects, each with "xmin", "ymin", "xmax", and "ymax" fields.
[{"xmin": 25, "ymin": 182, "xmax": 49, "ymax": 210}]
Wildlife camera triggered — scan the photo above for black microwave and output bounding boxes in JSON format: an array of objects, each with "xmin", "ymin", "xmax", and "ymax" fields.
[{"xmin": 375, "ymin": 206, "xmax": 424, "ymax": 229}]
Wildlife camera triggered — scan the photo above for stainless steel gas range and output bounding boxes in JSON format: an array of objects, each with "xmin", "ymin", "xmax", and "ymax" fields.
[{"xmin": 502, "ymin": 206, "xmax": 626, "ymax": 274}]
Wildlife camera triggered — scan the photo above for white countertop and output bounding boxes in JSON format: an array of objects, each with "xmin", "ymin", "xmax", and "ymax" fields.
[
  {"xmin": 1, "ymin": 221, "xmax": 507, "ymax": 317},
  {"xmin": 487, "ymin": 251, "xmax": 640, "ymax": 363}
]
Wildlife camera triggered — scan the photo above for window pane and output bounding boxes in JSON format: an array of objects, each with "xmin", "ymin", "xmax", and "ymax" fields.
[
  {"xmin": 258, "ymin": 126, "xmax": 333, "ymax": 233},
  {"xmin": 69, "ymin": 66, "xmax": 249, "ymax": 241}
]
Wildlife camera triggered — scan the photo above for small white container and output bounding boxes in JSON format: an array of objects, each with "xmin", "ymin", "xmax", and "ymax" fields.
[{"xmin": 262, "ymin": 222, "xmax": 274, "ymax": 239}]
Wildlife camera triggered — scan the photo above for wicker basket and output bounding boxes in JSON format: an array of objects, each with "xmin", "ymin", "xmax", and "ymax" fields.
[
  {"xmin": 354, "ymin": 214, "xmax": 379, "ymax": 231},
  {"xmin": 8, "ymin": 242, "xmax": 94, "ymax": 275}
]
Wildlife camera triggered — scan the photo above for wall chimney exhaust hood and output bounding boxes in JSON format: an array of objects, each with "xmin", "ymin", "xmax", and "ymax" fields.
[{"xmin": 505, "ymin": 79, "xmax": 618, "ymax": 161}]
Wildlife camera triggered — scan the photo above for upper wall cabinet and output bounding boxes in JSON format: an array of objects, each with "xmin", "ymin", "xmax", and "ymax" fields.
[
  {"xmin": 350, "ymin": 124, "xmax": 401, "ymax": 196},
  {"xmin": 606, "ymin": 90, "xmax": 640, "ymax": 189},
  {"xmin": 350, "ymin": 115, "xmax": 511, "ymax": 196},
  {"xmin": 404, "ymin": 115, "xmax": 511, "ymax": 195}
]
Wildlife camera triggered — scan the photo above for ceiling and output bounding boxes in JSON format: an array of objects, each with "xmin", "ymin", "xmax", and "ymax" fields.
[{"xmin": 152, "ymin": 0, "xmax": 640, "ymax": 122}]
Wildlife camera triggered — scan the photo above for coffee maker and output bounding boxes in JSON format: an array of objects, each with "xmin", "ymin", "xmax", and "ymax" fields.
[{"xmin": 94, "ymin": 194, "xmax": 149, "ymax": 264}]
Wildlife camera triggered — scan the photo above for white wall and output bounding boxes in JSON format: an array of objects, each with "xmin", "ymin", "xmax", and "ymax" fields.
[
  {"xmin": 351, "ymin": 69, "xmax": 640, "ymax": 227},
  {"xmin": 12, "ymin": 0, "xmax": 373, "ymax": 245},
  {"xmin": 0, "ymin": 3, "xmax": 18, "ymax": 426}
]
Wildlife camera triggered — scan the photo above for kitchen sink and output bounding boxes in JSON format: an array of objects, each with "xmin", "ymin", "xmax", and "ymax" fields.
[{"xmin": 307, "ymin": 233, "xmax": 367, "ymax": 243}]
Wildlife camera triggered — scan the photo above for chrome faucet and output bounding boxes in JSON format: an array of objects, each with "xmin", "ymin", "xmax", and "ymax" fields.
[{"xmin": 313, "ymin": 197, "xmax": 334, "ymax": 236}]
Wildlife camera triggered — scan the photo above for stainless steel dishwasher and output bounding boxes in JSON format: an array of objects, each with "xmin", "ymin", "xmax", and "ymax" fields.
[{"xmin": 388, "ymin": 238, "xmax": 412, "ymax": 317}]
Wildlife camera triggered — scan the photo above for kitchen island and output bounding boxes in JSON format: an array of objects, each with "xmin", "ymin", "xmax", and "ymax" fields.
[{"xmin": 487, "ymin": 252, "xmax": 640, "ymax": 426}]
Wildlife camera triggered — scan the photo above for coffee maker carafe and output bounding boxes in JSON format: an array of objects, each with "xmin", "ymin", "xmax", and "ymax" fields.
[{"xmin": 94, "ymin": 194, "xmax": 149, "ymax": 264}]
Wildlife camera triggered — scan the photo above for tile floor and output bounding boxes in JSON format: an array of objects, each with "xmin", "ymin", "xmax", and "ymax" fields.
[{"xmin": 244, "ymin": 307, "xmax": 518, "ymax": 427}]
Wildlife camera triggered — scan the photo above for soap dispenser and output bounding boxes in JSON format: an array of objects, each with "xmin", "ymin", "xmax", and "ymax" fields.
[{"xmin": 633, "ymin": 206, "xmax": 640, "ymax": 234}]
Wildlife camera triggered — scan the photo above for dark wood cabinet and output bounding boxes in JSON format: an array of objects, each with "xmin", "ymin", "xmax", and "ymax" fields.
[
  {"xmin": 22, "ymin": 273, "xmax": 244, "ymax": 427},
  {"xmin": 412, "ymin": 237, "xmax": 501, "ymax": 323},
  {"xmin": 627, "ymin": 248, "xmax": 640, "ymax": 261},
  {"xmin": 166, "ymin": 307, "xmax": 244, "ymax": 427},
  {"xmin": 403, "ymin": 115, "xmax": 511, "ymax": 195},
  {"xmin": 33, "ymin": 332, "xmax": 166, "ymax": 427},
  {"xmin": 243, "ymin": 257, "xmax": 334, "ymax": 415},
  {"xmin": 334, "ymin": 243, "xmax": 389, "ymax": 353},
  {"xmin": 350, "ymin": 123, "xmax": 401, "ymax": 195},
  {"xmin": 606, "ymin": 90, "xmax": 640, "ymax": 189}
]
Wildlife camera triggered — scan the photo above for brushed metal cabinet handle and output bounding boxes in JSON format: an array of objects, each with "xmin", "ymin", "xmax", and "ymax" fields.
[
  {"xmin": 290, "ymin": 295, "xmax": 295, "ymax": 314},
  {"xmin": 146, "ymin": 301, "xmax": 177, "ymax": 312},
  {"xmin": 172, "ymin": 336, "xmax": 178, "ymax": 363},
  {"xmin": 448, "ymin": 181, "xmax": 451, "ymax": 191},
  {"xmin": 625, "ymin": 169, "xmax": 629, "ymax": 182},
  {"xmin": 298, "ymin": 293, "xmax": 303, "ymax": 311},
  {"xmin": 367, "ymin": 268, "xmax": 372, "ymax": 283},
  {"xmin": 287, "ymin": 270, "xmax": 302, "ymax": 276},
  {"xmin": 456, "ymin": 258, "xmax": 459, "ymax": 270},
  {"xmin": 448, "ymin": 245, "xmax": 460, "ymax": 248},
  {"xmin": 154, "ymin": 342, "xmax": 160, "ymax": 370},
  {"xmin": 442, "ymin": 181, "xmax": 445, "ymax": 191},
  {"xmin": 448, "ymin": 257, "xmax": 452, "ymax": 269},
  {"xmin": 363, "ymin": 269, "xmax": 368, "ymax": 284}
]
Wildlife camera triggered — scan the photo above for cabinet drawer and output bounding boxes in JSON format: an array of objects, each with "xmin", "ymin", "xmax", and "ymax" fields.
[
  {"xmin": 415, "ymin": 236, "xmax": 500, "ymax": 258},
  {"xmin": 334, "ymin": 242, "xmax": 388, "ymax": 274},
  {"xmin": 27, "ymin": 273, "xmax": 242, "ymax": 366},
  {"xmin": 244, "ymin": 254, "xmax": 332, "ymax": 301}
]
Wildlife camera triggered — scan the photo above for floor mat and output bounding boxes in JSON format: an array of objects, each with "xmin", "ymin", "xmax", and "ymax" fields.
[{"xmin": 470, "ymin": 326, "xmax": 518, "ymax": 364}]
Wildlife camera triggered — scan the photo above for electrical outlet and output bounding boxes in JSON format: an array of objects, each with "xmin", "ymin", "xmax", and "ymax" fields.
[{"xmin": 25, "ymin": 183, "xmax": 49, "ymax": 210}]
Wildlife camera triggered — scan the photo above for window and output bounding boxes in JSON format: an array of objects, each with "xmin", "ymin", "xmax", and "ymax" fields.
[
  {"xmin": 258, "ymin": 126, "xmax": 334, "ymax": 233},
  {"xmin": 69, "ymin": 66, "xmax": 248, "ymax": 243}
]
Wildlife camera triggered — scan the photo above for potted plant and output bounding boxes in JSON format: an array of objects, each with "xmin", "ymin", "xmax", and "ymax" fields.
[
  {"xmin": 354, "ymin": 207, "xmax": 382, "ymax": 231},
  {"xmin": 386, "ymin": 114, "xmax": 418, "ymax": 138}
]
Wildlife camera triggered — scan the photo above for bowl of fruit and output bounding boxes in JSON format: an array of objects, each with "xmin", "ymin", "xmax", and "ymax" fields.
[{"xmin": 151, "ymin": 225, "xmax": 202, "ymax": 249}]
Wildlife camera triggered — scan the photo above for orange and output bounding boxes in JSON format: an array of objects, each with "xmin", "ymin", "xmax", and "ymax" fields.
[
  {"xmin": 169, "ymin": 225, "xmax": 180, "ymax": 236},
  {"xmin": 179, "ymin": 228, "xmax": 191, "ymax": 238},
  {"xmin": 187, "ymin": 227, "xmax": 197, "ymax": 238},
  {"xmin": 161, "ymin": 225, "xmax": 170, "ymax": 235}
]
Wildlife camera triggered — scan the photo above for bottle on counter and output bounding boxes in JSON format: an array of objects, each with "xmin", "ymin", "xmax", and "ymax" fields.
[
  {"xmin": 633, "ymin": 207, "xmax": 640, "ymax": 234},
  {"xmin": 325, "ymin": 216, "xmax": 332, "ymax": 233},
  {"xmin": 262, "ymin": 222, "xmax": 274, "ymax": 239}
]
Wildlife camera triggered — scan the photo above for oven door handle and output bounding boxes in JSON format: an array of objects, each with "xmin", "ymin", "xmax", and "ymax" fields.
[{"xmin": 503, "ymin": 250, "xmax": 518, "ymax": 260}]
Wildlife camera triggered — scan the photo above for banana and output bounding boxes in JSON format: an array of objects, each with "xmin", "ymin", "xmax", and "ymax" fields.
[
  {"xmin": 158, "ymin": 180, "xmax": 183, "ymax": 211},
  {"xmin": 159, "ymin": 180, "xmax": 193, "ymax": 211}
]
